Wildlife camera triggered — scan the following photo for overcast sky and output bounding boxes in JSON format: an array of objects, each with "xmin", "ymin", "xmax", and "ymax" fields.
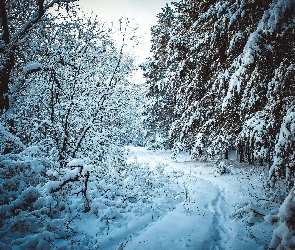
[{"xmin": 76, "ymin": 0, "xmax": 171, "ymax": 61}]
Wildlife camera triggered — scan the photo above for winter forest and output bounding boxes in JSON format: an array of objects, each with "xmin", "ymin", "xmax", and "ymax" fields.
[{"xmin": 0, "ymin": 0, "xmax": 295, "ymax": 249}]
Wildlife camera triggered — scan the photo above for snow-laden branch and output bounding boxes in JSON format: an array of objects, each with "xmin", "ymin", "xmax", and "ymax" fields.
[
  {"xmin": 9, "ymin": 0, "xmax": 77, "ymax": 48},
  {"xmin": 71, "ymin": 40, "xmax": 126, "ymax": 158}
]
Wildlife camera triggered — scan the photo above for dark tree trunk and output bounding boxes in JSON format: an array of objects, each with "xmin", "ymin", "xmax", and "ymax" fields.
[
  {"xmin": 0, "ymin": 0, "xmax": 48, "ymax": 114},
  {"xmin": 224, "ymin": 150, "xmax": 228, "ymax": 160},
  {"xmin": 0, "ymin": 0, "xmax": 12, "ymax": 113},
  {"xmin": 0, "ymin": 53, "xmax": 14, "ymax": 113},
  {"xmin": 247, "ymin": 140, "xmax": 254, "ymax": 165},
  {"xmin": 238, "ymin": 142, "xmax": 244, "ymax": 163},
  {"xmin": 0, "ymin": 0, "xmax": 9, "ymax": 44}
]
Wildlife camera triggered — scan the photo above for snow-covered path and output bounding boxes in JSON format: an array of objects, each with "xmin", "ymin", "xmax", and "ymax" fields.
[
  {"xmin": 121, "ymin": 148, "xmax": 220, "ymax": 249},
  {"xmin": 125, "ymin": 176, "xmax": 218, "ymax": 249},
  {"xmin": 74, "ymin": 147, "xmax": 275, "ymax": 249},
  {"xmin": 123, "ymin": 147, "xmax": 272, "ymax": 249}
]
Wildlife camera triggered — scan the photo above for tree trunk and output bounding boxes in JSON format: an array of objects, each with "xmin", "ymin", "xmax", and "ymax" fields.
[
  {"xmin": 224, "ymin": 150, "xmax": 228, "ymax": 160},
  {"xmin": 238, "ymin": 142, "xmax": 244, "ymax": 163},
  {"xmin": 0, "ymin": 53, "xmax": 15, "ymax": 113},
  {"xmin": 0, "ymin": 0, "xmax": 12, "ymax": 113}
]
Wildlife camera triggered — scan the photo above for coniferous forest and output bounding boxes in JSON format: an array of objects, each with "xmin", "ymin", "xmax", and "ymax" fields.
[
  {"xmin": 142, "ymin": 0, "xmax": 295, "ymax": 247},
  {"xmin": 0, "ymin": 0, "xmax": 295, "ymax": 249}
]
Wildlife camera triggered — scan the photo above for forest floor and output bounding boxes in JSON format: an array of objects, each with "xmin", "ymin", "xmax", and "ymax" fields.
[{"xmin": 72, "ymin": 147, "xmax": 278, "ymax": 250}]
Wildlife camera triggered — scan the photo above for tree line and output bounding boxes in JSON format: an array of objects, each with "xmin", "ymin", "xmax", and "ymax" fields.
[{"xmin": 142, "ymin": 0, "xmax": 295, "ymax": 188}]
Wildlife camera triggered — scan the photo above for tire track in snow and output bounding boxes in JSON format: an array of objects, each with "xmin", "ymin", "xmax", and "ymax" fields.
[
  {"xmin": 184, "ymin": 164, "xmax": 231, "ymax": 250},
  {"xmin": 207, "ymin": 186, "xmax": 228, "ymax": 250},
  {"xmin": 163, "ymin": 168, "xmax": 231, "ymax": 250}
]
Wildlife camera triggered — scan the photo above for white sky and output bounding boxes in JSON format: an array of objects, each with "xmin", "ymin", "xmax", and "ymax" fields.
[{"xmin": 76, "ymin": 0, "xmax": 171, "ymax": 62}]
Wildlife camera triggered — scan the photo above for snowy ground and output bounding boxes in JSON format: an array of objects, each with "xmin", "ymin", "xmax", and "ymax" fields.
[{"xmin": 72, "ymin": 147, "xmax": 277, "ymax": 249}]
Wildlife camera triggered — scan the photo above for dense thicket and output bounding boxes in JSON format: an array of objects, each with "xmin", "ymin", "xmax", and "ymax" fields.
[
  {"xmin": 0, "ymin": 1, "xmax": 143, "ymax": 248},
  {"xmin": 143, "ymin": 0, "xmax": 295, "ymax": 185}
]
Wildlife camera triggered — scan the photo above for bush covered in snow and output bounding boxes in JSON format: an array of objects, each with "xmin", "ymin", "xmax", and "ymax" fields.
[
  {"xmin": 268, "ymin": 186, "xmax": 295, "ymax": 249},
  {"xmin": 0, "ymin": 153, "xmax": 77, "ymax": 249},
  {"xmin": 215, "ymin": 161, "xmax": 232, "ymax": 175}
]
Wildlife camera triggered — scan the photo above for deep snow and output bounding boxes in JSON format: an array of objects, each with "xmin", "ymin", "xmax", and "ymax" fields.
[{"xmin": 72, "ymin": 147, "xmax": 277, "ymax": 249}]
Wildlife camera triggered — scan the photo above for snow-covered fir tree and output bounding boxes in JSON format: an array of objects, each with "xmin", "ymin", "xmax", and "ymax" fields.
[{"xmin": 145, "ymin": 0, "xmax": 294, "ymax": 182}]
